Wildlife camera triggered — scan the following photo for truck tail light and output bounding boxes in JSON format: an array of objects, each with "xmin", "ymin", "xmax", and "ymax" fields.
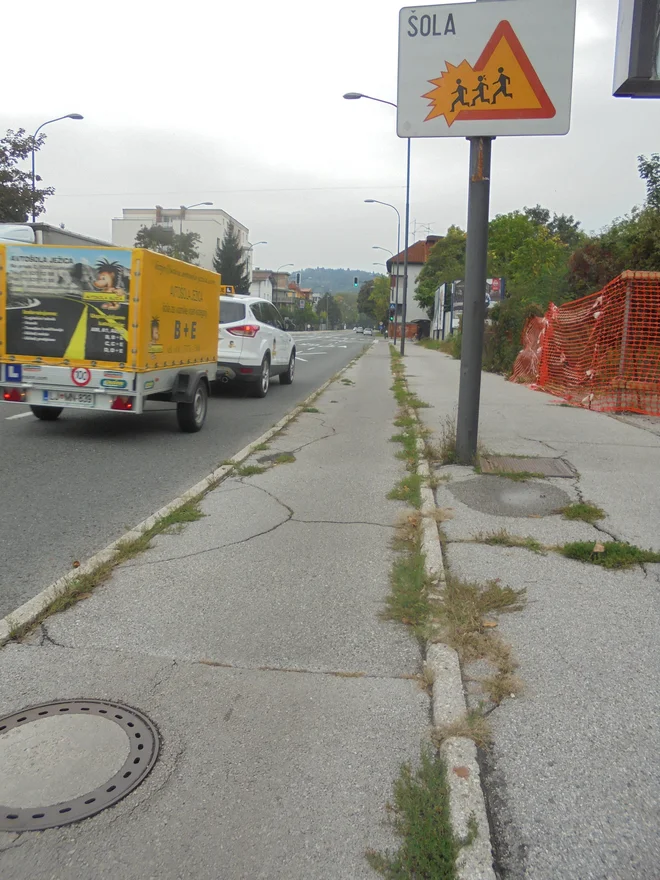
[
  {"xmin": 227, "ymin": 324, "xmax": 260, "ymax": 338},
  {"xmin": 111, "ymin": 396, "xmax": 133, "ymax": 411},
  {"xmin": 3, "ymin": 388, "xmax": 25, "ymax": 402}
]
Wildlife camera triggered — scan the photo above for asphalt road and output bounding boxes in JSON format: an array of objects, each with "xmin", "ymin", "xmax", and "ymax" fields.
[{"xmin": 0, "ymin": 331, "xmax": 373, "ymax": 619}]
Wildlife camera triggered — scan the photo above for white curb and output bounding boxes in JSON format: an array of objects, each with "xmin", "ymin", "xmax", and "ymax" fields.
[{"xmin": 413, "ymin": 421, "xmax": 496, "ymax": 879}]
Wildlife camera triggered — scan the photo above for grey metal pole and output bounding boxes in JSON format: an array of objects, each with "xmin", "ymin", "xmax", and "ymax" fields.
[
  {"xmin": 456, "ymin": 136, "xmax": 493, "ymax": 464},
  {"xmin": 400, "ymin": 138, "xmax": 411, "ymax": 355},
  {"xmin": 393, "ymin": 216, "xmax": 401, "ymax": 343}
]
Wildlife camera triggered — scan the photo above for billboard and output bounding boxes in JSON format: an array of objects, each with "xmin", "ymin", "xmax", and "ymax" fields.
[{"xmin": 614, "ymin": 0, "xmax": 660, "ymax": 96}]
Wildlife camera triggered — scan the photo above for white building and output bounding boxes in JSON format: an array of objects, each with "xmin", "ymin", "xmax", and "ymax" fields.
[
  {"xmin": 386, "ymin": 236, "xmax": 442, "ymax": 325},
  {"xmin": 111, "ymin": 206, "xmax": 250, "ymax": 275},
  {"xmin": 249, "ymin": 270, "xmax": 274, "ymax": 302}
]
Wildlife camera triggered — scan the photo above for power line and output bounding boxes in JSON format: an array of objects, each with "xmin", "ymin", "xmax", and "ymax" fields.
[{"xmin": 51, "ymin": 183, "xmax": 407, "ymax": 199}]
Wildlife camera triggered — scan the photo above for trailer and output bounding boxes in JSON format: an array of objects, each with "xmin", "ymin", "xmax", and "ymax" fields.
[{"xmin": 0, "ymin": 244, "xmax": 221, "ymax": 432}]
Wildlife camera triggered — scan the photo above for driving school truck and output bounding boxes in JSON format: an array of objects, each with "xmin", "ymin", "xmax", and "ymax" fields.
[{"xmin": 0, "ymin": 244, "xmax": 221, "ymax": 432}]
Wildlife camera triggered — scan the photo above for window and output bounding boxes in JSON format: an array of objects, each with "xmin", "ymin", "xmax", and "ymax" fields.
[
  {"xmin": 250, "ymin": 302, "xmax": 265, "ymax": 324},
  {"xmin": 262, "ymin": 303, "xmax": 283, "ymax": 328},
  {"xmin": 219, "ymin": 300, "xmax": 246, "ymax": 325}
]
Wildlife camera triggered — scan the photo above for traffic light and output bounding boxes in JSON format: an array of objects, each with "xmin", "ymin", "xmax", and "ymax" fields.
[
  {"xmin": 389, "ymin": 302, "xmax": 395, "ymax": 322},
  {"xmin": 353, "ymin": 276, "xmax": 358, "ymax": 288},
  {"xmin": 296, "ymin": 273, "xmax": 301, "ymax": 284}
]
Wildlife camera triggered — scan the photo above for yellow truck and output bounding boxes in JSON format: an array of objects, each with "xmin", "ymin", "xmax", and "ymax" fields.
[{"xmin": 0, "ymin": 244, "xmax": 221, "ymax": 432}]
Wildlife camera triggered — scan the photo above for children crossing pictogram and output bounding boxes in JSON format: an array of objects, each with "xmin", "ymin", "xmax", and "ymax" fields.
[{"xmin": 422, "ymin": 20, "xmax": 555, "ymax": 127}]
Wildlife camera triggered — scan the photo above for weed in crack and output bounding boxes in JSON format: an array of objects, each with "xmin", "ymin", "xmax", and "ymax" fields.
[
  {"xmin": 426, "ymin": 414, "xmax": 458, "ymax": 465},
  {"xmin": 366, "ymin": 747, "xmax": 459, "ymax": 880},
  {"xmin": 274, "ymin": 453, "xmax": 296, "ymax": 465},
  {"xmin": 388, "ymin": 474, "xmax": 423, "ymax": 509},
  {"xmin": 434, "ymin": 710, "xmax": 492, "ymax": 749},
  {"xmin": 561, "ymin": 540, "xmax": 660, "ymax": 569},
  {"xmin": 384, "ymin": 545, "xmax": 430, "ymax": 638},
  {"xmin": 235, "ymin": 464, "xmax": 267, "ymax": 477},
  {"xmin": 302, "ymin": 407, "xmax": 321, "ymax": 413},
  {"xmin": 560, "ymin": 502, "xmax": 605, "ymax": 524},
  {"xmin": 477, "ymin": 530, "xmax": 546, "ymax": 555}
]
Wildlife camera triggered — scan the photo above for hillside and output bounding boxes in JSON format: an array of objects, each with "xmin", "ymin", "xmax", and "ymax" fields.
[{"xmin": 294, "ymin": 267, "xmax": 377, "ymax": 294}]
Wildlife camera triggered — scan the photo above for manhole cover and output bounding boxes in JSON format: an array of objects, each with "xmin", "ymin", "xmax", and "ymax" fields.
[
  {"xmin": 449, "ymin": 476, "xmax": 572, "ymax": 517},
  {"xmin": 479, "ymin": 455, "xmax": 574, "ymax": 478},
  {"xmin": 0, "ymin": 700, "xmax": 159, "ymax": 831}
]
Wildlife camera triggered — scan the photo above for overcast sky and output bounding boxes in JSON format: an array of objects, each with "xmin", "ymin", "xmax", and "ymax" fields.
[{"xmin": 2, "ymin": 0, "xmax": 657, "ymax": 271}]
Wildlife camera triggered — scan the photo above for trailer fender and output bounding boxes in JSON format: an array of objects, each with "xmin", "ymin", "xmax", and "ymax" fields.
[{"xmin": 169, "ymin": 370, "xmax": 209, "ymax": 403}]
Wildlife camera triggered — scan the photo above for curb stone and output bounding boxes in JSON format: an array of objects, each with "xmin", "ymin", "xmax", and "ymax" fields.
[
  {"xmin": 0, "ymin": 349, "xmax": 368, "ymax": 648},
  {"xmin": 415, "ymin": 424, "xmax": 496, "ymax": 879}
]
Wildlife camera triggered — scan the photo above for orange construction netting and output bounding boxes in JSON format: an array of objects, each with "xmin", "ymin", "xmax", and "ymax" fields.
[{"xmin": 511, "ymin": 272, "xmax": 660, "ymax": 416}]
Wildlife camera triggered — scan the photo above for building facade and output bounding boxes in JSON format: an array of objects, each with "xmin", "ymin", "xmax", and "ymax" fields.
[
  {"xmin": 249, "ymin": 270, "xmax": 274, "ymax": 302},
  {"xmin": 111, "ymin": 206, "xmax": 250, "ymax": 274},
  {"xmin": 386, "ymin": 235, "xmax": 442, "ymax": 324}
]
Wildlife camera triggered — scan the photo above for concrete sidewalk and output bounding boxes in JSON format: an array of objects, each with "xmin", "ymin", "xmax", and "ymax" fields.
[
  {"xmin": 404, "ymin": 344, "xmax": 660, "ymax": 880},
  {"xmin": 0, "ymin": 344, "xmax": 429, "ymax": 880}
]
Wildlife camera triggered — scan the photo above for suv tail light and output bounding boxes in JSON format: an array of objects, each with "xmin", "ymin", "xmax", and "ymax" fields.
[
  {"xmin": 3, "ymin": 388, "xmax": 25, "ymax": 402},
  {"xmin": 227, "ymin": 324, "xmax": 260, "ymax": 338}
]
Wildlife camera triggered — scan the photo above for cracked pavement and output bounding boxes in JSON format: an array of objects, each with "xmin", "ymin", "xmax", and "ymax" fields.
[
  {"xmin": 0, "ymin": 343, "xmax": 429, "ymax": 879},
  {"xmin": 405, "ymin": 345, "xmax": 660, "ymax": 880}
]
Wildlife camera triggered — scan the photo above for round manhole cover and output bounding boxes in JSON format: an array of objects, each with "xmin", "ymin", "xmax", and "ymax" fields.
[{"xmin": 0, "ymin": 700, "xmax": 159, "ymax": 831}]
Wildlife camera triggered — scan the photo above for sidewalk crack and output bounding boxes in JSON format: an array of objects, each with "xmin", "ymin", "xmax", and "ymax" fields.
[
  {"xmin": 291, "ymin": 518, "xmax": 395, "ymax": 528},
  {"xmin": 197, "ymin": 658, "xmax": 421, "ymax": 682}
]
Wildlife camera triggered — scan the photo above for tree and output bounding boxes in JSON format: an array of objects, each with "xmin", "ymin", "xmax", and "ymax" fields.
[
  {"xmin": 134, "ymin": 225, "xmax": 200, "ymax": 264},
  {"xmin": 213, "ymin": 222, "xmax": 249, "ymax": 290},
  {"xmin": 369, "ymin": 276, "xmax": 391, "ymax": 324},
  {"xmin": 638, "ymin": 153, "xmax": 660, "ymax": 212},
  {"xmin": 357, "ymin": 279, "xmax": 375, "ymax": 317},
  {"xmin": 415, "ymin": 226, "xmax": 466, "ymax": 316},
  {"xmin": 0, "ymin": 128, "xmax": 54, "ymax": 222},
  {"xmin": 316, "ymin": 294, "xmax": 342, "ymax": 327}
]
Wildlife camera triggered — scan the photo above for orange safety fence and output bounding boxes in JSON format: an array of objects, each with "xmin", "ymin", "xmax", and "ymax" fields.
[{"xmin": 511, "ymin": 272, "xmax": 660, "ymax": 416}]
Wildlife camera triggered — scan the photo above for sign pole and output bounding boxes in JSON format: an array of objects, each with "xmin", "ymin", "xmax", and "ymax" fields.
[
  {"xmin": 456, "ymin": 135, "xmax": 492, "ymax": 464},
  {"xmin": 400, "ymin": 137, "xmax": 412, "ymax": 355}
]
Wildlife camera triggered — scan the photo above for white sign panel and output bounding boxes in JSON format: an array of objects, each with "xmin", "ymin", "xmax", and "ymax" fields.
[{"xmin": 397, "ymin": 0, "xmax": 577, "ymax": 138}]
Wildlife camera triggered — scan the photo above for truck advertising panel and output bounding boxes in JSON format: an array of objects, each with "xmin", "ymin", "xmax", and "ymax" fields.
[{"xmin": 2, "ymin": 245, "xmax": 132, "ymax": 364}]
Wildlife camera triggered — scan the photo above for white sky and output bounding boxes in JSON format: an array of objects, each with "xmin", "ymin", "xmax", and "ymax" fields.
[{"xmin": 2, "ymin": 0, "xmax": 657, "ymax": 271}]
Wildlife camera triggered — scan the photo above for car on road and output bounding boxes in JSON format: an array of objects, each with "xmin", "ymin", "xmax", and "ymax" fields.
[
  {"xmin": 363, "ymin": 327, "xmax": 373, "ymax": 336},
  {"xmin": 217, "ymin": 296, "xmax": 296, "ymax": 398},
  {"xmin": 355, "ymin": 326, "xmax": 363, "ymax": 334}
]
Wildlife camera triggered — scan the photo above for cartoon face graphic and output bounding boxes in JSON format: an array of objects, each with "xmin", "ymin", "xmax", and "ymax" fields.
[
  {"xmin": 151, "ymin": 318, "xmax": 160, "ymax": 343},
  {"xmin": 94, "ymin": 259, "xmax": 124, "ymax": 293}
]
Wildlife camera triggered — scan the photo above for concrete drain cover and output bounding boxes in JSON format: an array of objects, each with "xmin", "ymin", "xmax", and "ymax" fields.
[
  {"xmin": 479, "ymin": 455, "xmax": 574, "ymax": 478},
  {"xmin": 449, "ymin": 476, "xmax": 572, "ymax": 517},
  {"xmin": 0, "ymin": 700, "xmax": 159, "ymax": 831}
]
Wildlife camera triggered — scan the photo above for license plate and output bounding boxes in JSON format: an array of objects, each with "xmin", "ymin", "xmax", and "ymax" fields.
[{"xmin": 45, "ymin": 391, "xmax": 95, "ymax": 407}]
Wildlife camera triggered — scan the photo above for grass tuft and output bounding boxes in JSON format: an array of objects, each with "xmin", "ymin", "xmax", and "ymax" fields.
[
  {"xmin": 384, "ymin": 543, "xmax": 430, "ymax": 637},
  {"xmin": 388, "ymin": 474, "xmax": 423, "ymax": 509},
  {"xmin": 561, "ymin": 540, "xmax": 660, "ymax": 569},
  {"xmin": 366, "ymin": 748, "xmax": 459, "ymax": 880},
  {"xmin": 302, "ymin": 406, "xmax": 321, "ymax": 413},
  {"xmin": 235, "ymin": 464, "xmax": 267, "ymax": 477},
  {"xmin": 560, "ymin": 502, "xmax": 605, "ymax": 523},
  {"xmin": 426, "ymin": 414, "xmax": 458, "ymax": 465},
  {"xmin": 478, "ymin": 529, "xmax": 546, "ymax": 555},
  {"xmin": 434, "ymin": 709, "xmax": 492, "ymax": 749},
  {"xmin": 274, "ymin": 453, "xmax": 296, "ymax": 464}
]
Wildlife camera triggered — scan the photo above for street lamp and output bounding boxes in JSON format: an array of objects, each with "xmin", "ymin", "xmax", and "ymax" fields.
[
  {"xmin": 31, "ymin": 113, "xmax": 84, "ymax": 223},
  {"xmin": 373, "ymin": 262, "xmax": 387, "ymax": 268},
  {"xmin": 373, "ymin": 246, "xmax": 394, "ymax": 257},
  {"xmin": 276, "ymin": 263, "xmax": 294, "ymax": 273},
  {"xmin": 179, "ymin": 201, "xmax": 213, "ymax": 234},
  {"xmin": 345, "ymin": 92, "xmax": 412, "ymax": 355},
  {"xmin": 364, "ymin": 199, "xmax": 401, "ymax": 342}
]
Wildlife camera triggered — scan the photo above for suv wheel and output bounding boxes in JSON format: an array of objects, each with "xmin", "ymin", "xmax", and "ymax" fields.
[
  {"xmin": 253, "ymin": 355, "xmax": 270, "ymax": 398},
  {"xmin": 279, "ymin": 350, "xmax": 295, "ymax": 385}
]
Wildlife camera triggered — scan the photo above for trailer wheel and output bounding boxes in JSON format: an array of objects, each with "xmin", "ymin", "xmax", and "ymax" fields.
[
  {"xmin": 176, "ymin": 380, "xmax": 208, "ymax": 433},
  {"xmin": 30, "ymin": 405, "xmax": 63, "ymax": 421}
]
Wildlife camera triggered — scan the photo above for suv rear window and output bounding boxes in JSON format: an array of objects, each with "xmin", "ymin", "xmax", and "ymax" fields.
[{"xmin": 219, "ymin": 300, "xmax": 246, "ymax": 325}]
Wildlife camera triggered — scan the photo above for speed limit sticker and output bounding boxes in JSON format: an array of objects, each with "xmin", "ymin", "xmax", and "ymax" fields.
[{"xmin": 71, "ymin": 367, "xmax": 92, "ymax": 387}]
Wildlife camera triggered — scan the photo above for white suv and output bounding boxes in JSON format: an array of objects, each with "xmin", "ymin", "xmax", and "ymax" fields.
[{"xmin": 217, "ymin": 296, "xmax": 296, "ymax": 397}]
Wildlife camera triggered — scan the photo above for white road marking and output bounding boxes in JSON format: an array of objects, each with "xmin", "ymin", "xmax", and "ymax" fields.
[
  {"xmin": 6, "ymin": 412, "xmax": 32, "ymax": 421},
  {"xmin": 295, "ymin": 357, "xmax": 308, "ymax": 362}
]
